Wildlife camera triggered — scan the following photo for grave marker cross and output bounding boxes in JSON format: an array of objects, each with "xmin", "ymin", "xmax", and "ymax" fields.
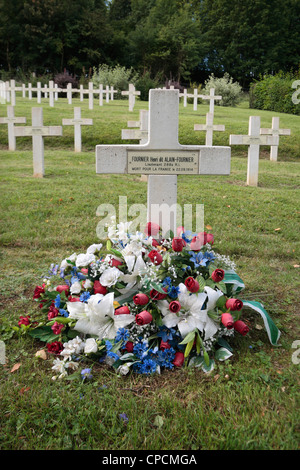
[
  {"xmin": 96, "ymin": 89, "xmax": 231, "ymax": 234},
  {"xmin": 260, "ymin": 117, "xmax": 291, "ymax": 161},
  {"xmin": 229, "ymin": 116, "xmax": 279, "ymax": 186},
  {"xmin": 200, "ymin": 88, "xmax": 222, "ymax": 114},
  {"xmin": 194, "ymin": 112, "xmax": 225, "ymax": 146},
  {"xmin": 14, "ymin": 107, "xmax": 62, "ymax": 178},
  {"xmin": 62, "ymin": 107, "xmax": 93, "ymax": 152},
  {"xmin": 0, "ymin": 105, "xmax": 26, "ymax": 150},
  {"xmin": 121, "ymin": 84, "xmax": 141, "ymax": 112}
]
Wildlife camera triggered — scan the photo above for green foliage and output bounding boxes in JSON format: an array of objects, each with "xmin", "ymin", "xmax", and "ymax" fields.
[
  {"xmin": 203, "ymin": 73, "xmax": 243, "ymax": 107},
  {"xmin": 92, "ymin": 64, "xmax": 139, "ymax": 96},
  {"xmin": 135, "ymin": 72, "xmax": 160, "ymax": 101},
  {"xmin": 249, "ymin": 71, "xmax": 300, "ymax": 115}
]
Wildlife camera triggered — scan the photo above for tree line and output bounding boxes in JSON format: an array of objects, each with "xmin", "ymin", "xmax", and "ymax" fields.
[{"xmin": 0, "ymin": 0, "xmax": 299, "ymax": 88}]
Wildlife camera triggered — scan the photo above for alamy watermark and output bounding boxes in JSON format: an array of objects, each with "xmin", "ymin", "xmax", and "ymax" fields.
[
  {"xmin": 95, "ymin": 196, "xmax": 205, "ymax": 239},
  {"xmin": 291, "ymin": 80, "xmax": 300, "ymax": 105},
  {"xmin": 291, "ymin": 340, "xmax": 300, "ymax": 365}
]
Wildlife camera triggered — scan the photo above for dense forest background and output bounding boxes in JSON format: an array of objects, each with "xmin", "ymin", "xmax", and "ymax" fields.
[{"xmin": 0, "ymin": 0, "xmax": 299, "ymax": 89}]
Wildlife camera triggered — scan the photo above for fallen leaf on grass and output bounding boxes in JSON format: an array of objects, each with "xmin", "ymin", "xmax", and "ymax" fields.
[
  {"xmin": 19, "ymin": 387, "xmax": 30, "ymax": 395},
  {"xmin": 35, "ymin": 349, "xmax": 47, "ymax": 360},
  {"xmin": 274, "ymin": 228, "xmax": 281, "ymax": 232},
  {"xmin": 10, "ymin": 363, "xmax": 21, "ymax": 373},
  {"xmin": 293, "ymin": 264, "xmax": 299, "ymax": 268}
]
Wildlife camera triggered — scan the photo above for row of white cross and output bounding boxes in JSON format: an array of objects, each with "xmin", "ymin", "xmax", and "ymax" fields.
[
  {"xmin": 1, "ymin": 79, "xmax": 222, "ymax": 114},
  {"xmin": 0, "ymin": 79, "xmax": 139, "ymax": 111},
  {"xmin": 0, "ymin": 91, "xmax": 291, "ymax": 197}
]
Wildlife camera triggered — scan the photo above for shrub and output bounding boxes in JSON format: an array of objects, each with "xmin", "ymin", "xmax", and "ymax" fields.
[
  {"xmin": 202, "ymin": 73, "xmax": 243, "ymax": 107},
  {"xmin": 135, "ymin": 72, "xmax": 160, "ymax": 101},
  {"xmin": 92, "ymin": 64, "xmax": 139, "ymax": 98},
  {"xmin": 54, "ymin": 71, "xmax": 79, "ymax": 89},
  {"xmin": 249, "ymin": 71, "xmax": 300, "ymax": 115}
]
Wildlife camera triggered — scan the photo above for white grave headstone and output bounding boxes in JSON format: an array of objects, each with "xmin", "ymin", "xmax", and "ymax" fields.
[
  {"xmin": 260, "ymin": 117, "xmax": 291, "ymax": 162},
  {"xmin": 229, "ymin": 116, "xmax": 279, "ymax": 186},
  {"xmin": 122, "ymin": 84, "xmax": 141, "ymax": 112},
  {"xmin": 62, "ymin": 107, "xmax": 93, "ymax": 152},
  {"xmin": 0, "ymin": 106, "xmax": 26, "ymax": 151},
  {"xmin": 194, "ymin": 112, "xmax": 225, "ymax": 146},
  {"xmin": 96, "ymin": 89, "xmax": 231, "ymax": 234},
  {"xmin": 14, "ymin": 107, "xmax": 62, "ymax": 178}
]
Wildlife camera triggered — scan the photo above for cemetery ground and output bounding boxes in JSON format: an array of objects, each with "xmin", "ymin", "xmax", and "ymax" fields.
[{"xmin": 0, "ymin": 95, "xmax": 299, "ymax": 451}]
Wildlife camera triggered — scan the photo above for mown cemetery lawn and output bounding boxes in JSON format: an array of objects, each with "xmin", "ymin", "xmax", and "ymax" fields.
[{"xmin": 0, "ymin": 96, "xmax": 299, "ymax": 450}]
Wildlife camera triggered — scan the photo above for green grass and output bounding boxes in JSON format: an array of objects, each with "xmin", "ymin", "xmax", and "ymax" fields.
[{"xmin": 0, "ymin": 95, "xmax": 299, "ymax": 450}]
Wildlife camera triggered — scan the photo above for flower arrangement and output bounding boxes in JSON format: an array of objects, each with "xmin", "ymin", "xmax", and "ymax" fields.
[{"xmin": 18, "ymin": 220, "xmax": 281, "ymax": 380}]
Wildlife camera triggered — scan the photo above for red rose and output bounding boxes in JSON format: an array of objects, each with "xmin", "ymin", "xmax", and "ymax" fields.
[
  {"xmin": 33, "ymin": 285, "xmax": 45, "ymax": 299},
  {"xmin": 144, "ymin": 222, "xmax": 160, "ymax": 237},
  {"xmin": 47, "ymin": 341, "xmax": 63, "ymax": 355},
  {"xmin": 115, "ymin": 305, "xmax": 131, "ymax": 315},
  {"xmin": 81, "ymin": 268, "xmax": 89, "ymax": 275},
  {"xmin": 211, "ymin": 269, "xmax": 225, "ymax": 283},
  {"xmin": 234, "ymin": 320, "xmax": 249, "ymax": 336},
  {"xmin": 173, "ymin": 351, "xmax": 185, "ymax": 367},
  {"xmin": 51, "ymin": 322, "xmax": 64, "ymax": 335},
  {"xmin": 172, "ymin": 237, "xmax": 186, "ymax": 252},
  {"xmin": 152, "ymin": 239, "xmax": 160, "ymax": 247},
  {"xmin": 150, "ymin": 287, "xmax": 167, "ymax": 300},
  {"xmin": 221, "ymin": 313, "xmax": 234, "ymax": 329},
  {"xmin": 184, "ymin": 277, "xmax": 199, "ymax": 293},
  {"xmin": 68, "ymin": 296, "xmax": 81, "ymax": 302},
  {"xmin": 206, "ymin": 233, "xmax": 214, "ymax": 245},
  {"xmin": 169, "ymin": 301, "xmax": 181, "ymax": 313},
  {"xmin": 135, "ymin": 310, "xmax": 153, "ymax": 325},
  {"xmin": 160, "ymin": 340, "xmax": 171, "ymax": 350},
  {"xmin": 148, "ymin": 250, "xmax": 163, "ymax": 265},
  {"xmin": 48, "ymin": 305, "xmax": 59, "ymax": 320},
  {"xmin": 93, "ymin": 281, "xmax": 107, "ymax": 295},
  {"xmin": 226, "ymin": 298, "xmax": 243, "ymax": 311},
  {"xmin": 56, "ymin": 285, "xmax": 69, "ymax": 294},
  {"xmin": 197, "ymin": 232, "xmax": 208, "ymax": 245},
  {"xmin": 190, "ymin": 236, "xmax": 202, "ymax": 251},
  {"xmin": 125, "ymin": 341, "xmax": 134, "ymax": 352},
  {"xmin": 109, "ymin": 258, "xmax": 123, "ymax": 267},
  {"xmin": 133, "ymin": 293, "xmax": 149, "ymax": 306},
  {"xmin": 18, "ymin": 315, "xmax": 31, "ymax": 327}
]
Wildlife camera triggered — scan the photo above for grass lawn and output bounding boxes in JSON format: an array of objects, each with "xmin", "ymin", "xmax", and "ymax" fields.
[{"xmin": 0, "ymin": 94, "xmax": 299, "ymax": 451}]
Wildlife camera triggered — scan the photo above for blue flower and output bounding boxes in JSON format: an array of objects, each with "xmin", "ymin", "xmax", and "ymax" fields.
[
  {"xmin": 71, "ymin": 275, "xmax": 80, "ymax": 285},
  {"xmin": 105, "ymin": 340, "xmax": 119, "ymax": 360},
  {"xmin": 59, "ymin": 308, "xmax": 69, "ymax": 317},
  {"xmin": 80, "ymin": 292, "xmax": 91, "ymax": 303},
  {"xmin": 133, "ymin": 340, "xmax": 149, "ymax": 359},
  {"xmin": 115, "ymin": 328, "xmax": 130, "ymax": 344},
  {"xmin": 157, "ymin": 326, "xmax": 176, "ymax": 342},
  {"xmin": 167, "ymin": 285, "xmax": 180, "ymax": 299},
  {"xmin": 136, "ymin": 358, "xmax": 157, "ymax": 375},
  {"xmin": 59, "ymin": 268, "xmax": 65, "ymax": 279},
  {"xmin": 182, "ymin": 230, "xmax": 197, "ymax": 243},
  {"xmin": 81, "ymin": 368, "xmax": 93, "ymax": 380},
  {"xmin": 54, "ymin": 294, "xmax": 61, "ymax": 308},
  {"xmin": 162, "ymin": 277, "xmax": 172, "ymax": 287},
  {"xmin": 49, "ymin": 263, "xmax": 59, "ymax": 276},
  {"xmin": 157, "ymin": 347, "xmax": 176, "ymax": 369},
  {"xmin": 119, "ymin": 413, "xmax": 129, "ymax": 424},
  {"xmin": 189, "ymin": 251, "xmax": 212, "ymax": 268}
]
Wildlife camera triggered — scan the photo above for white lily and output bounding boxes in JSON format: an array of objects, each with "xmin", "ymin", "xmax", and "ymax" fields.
[
  {"xmin": 66, "ymin": 293, "xmax": 135, "ymax": 340},
  {"xmin": 158, "ymin": 283, "xmax": 219, "ymax": 340}
]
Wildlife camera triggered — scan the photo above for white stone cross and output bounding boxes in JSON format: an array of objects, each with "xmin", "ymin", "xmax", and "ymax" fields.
[
  {"xmin": 48, "ymin": 81, "xmax": 57, "ymax": 107},
  {"xmin": 0, "ymin": 105, "xmax": 26, "ymax": 151},
  {"xmin": 62, "ymin": 107, "xmax": 93, "ymax": 152},
  {"xmin": 88, "ymin": 82, "xmax": 94, "ymax": 110},
  {"xmin": 194, "ymin": 112, "xmax": 225, "ymax": 146},
  {"xmin": 121, "ymin": 84, "xmax": 141, "ymax": 112},
  {"xmin": 260, "ymin": 117, "xmax": 291, "ymax": 161},
  {"xmin": 121, "ymin": 109, "xmax": 149, "ymax": 144},
  {"xmin": 229, "ymin": 116, "xmax": 279, "ymax": 186},
  {"xmin": 104, "ymin": 85, "xmax": 110, "ymax": 104},
  {"xmin": 98, "ymin": 84, "xmax": 104, "ymax": 106},
  {"xmin": 96, "ymin": 89, "xmax": 231, "ymax": 234},
  {"xmin": 67, "ymin": 83, "xmax": 73, "ymax": 105},
  {"xmin": 14, "ymin": 107, "xmax": 62, "ymax": 178},
  {"xmin": 179, "ymin": 89, "xmax": 190, "ymax": 107},
  {"xmin": 182, "ymin": 89, "xmax": 202, "ymax": 111},
  {"xmin": 110, "ymin": 86, "xmax": 118, "ymax": 101},
  {"xmin": 200, "ymin": 88, "xmax": 222, "ymax": 114}
]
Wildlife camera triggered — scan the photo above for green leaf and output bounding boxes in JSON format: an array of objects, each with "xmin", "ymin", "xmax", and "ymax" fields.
[
  {"xmin": 215, "ymin": 281, "xmax": 227, "ymax": 294},
  {"xmin": 217, "ymin": 337, "xmax": 233, "ymax": 352},
  {"xmin": 184, "ymin": 339, "xmax": 195, "ymax": 358},
  {"xmin": 179, "ymin": 329, "xmax": 197, "ymax": 345},
  {"xmin": 215, "ymin": 347, "xmax": 233, "ymax": 362},
  {"xmin": 28, "ymin": 326, "xmax": 59, "ymax": 344}
]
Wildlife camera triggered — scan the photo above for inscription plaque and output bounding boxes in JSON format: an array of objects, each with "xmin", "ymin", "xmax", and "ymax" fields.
[{"xmin": 127, "ymin": 150, "xmax": 199, "ymax": 175}]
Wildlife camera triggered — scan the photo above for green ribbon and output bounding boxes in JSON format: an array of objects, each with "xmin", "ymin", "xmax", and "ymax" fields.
[{"xmin": 241, "ymin": 300, "xmax": 281, "ymax": 346}]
